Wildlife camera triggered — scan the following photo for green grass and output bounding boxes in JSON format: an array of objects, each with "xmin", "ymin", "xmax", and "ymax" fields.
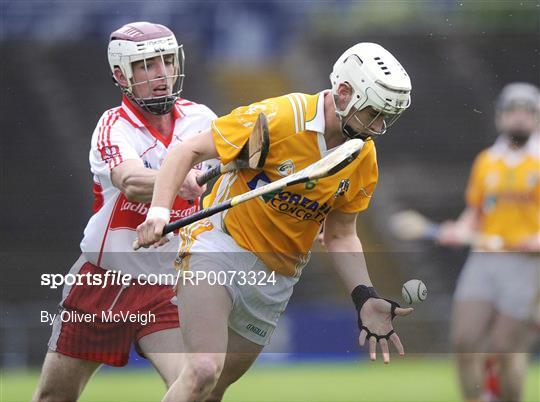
[{"xmin": 1, "ymin": 358, "xmax": 539, "ymax": 402}]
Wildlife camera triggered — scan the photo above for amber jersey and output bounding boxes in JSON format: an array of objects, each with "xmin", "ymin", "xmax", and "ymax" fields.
[
  {"xmin": 204, "ymin": 91, "xmax": 378, "ymax": 276},
  {"xmin": 466, "ymin": 134, "xmax": 540, "ymax": 248}
]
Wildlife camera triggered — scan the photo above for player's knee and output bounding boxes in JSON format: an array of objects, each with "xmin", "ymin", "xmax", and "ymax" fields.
[
  {"xmin": 490, "ymin": 337, "xmax": 514, "ymax": 354},
  {"xmin": 159, "ymin": 362, "xmax": 183, "ymax": 389},
  {"xmin": 188, "ymin": 356, "xmax": 223, "ymax": 394},
  {"xmin": 496, "ymin": 352, "xmax": 526, "ymax": 372},
  {"xmin": 490, "ymin": 327, "xmax": 529, "ymax": 354},
  {"xmin": 452, "ymin": 332, "xmax": 480, "ymax": 353},
  {"xmin": 162, "ymin": 373, "xmax": 177, "ymax": 390}
]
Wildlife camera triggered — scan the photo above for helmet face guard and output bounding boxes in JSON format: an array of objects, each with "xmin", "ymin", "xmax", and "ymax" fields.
[
  {"xmin": 122, "ymin": 46, "xmax": 185, "ymax": 115},
  {"xmin": 340, "ymin": 87, "xmax": 411, "ymax": 139},
  {"xmin": 108, "ymin": 22, "xmax": 185, "ymax": 115}
]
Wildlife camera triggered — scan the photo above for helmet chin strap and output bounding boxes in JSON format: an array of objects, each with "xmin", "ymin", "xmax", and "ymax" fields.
[
  {"xmin": 338, "ymin": 110, "xmax": 373, "ymax": 140},
  {"xmin": 342, "ymin": 121, "xmax": 368, "ymax": 140},
  {"xmin": 332, "ymin": 92, "xmax": 380, "ymax": 140},
  {"xmin": 135, "ymin": 94, "xmax": 177, "ymax": 115}
]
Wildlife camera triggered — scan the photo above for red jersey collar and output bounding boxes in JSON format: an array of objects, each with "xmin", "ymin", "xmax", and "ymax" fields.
[{"xmin": 119, "ymin": 96, "xmax": 183, "ymax": 147}]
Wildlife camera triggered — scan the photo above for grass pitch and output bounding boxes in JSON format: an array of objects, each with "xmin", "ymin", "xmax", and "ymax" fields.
[{"xmin": 2, "ymin": 358, "xmax": 539, "ymax": 402}]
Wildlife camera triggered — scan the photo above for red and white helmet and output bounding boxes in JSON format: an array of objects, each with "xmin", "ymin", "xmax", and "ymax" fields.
[
  {"xmin": 330, "ymin": 43, "xmax": 411, "ymax": 137},
  {"xmin": 108, "ymin": 21, "xmax": 184, "ymax": 115}
]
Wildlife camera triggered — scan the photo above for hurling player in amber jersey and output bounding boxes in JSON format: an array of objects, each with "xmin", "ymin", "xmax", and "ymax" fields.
[
  {"xmin": 137, "ymin": 43, "xmax": 414, "ymax": 401},
  {"xmin": 32, "ymin": 22, "xmax": 215, "ymax": 401},
  {"xmin": 438, "ymin": 82, "xmax": 540, "ymax": 402}
]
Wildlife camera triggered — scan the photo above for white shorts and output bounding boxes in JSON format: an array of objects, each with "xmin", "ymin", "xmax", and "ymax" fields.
[
  {"xmin": 454, "ymin": 252, "xmax": 539, "ymax": 320},
  {"xmin": 176, "ymin": 221, "xmax": 299, "ymax": 346}
]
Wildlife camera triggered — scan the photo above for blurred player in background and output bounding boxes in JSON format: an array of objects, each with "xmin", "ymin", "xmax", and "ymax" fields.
[
  {"xmin": 137, "ymin": 42, "xmax": 414, "ymax": 401},
  {"xmin": 438, "ymin": 82, "xmax": 540, "ymax": 402},
  {"xmin": 32, "ymin": 22, "xmax": 215, "ymax": 401}
]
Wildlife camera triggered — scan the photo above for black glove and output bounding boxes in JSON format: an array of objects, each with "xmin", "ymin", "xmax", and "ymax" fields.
[{"xmin": 351, "ymin": 285, "xmax": 400, "ymax": 341}]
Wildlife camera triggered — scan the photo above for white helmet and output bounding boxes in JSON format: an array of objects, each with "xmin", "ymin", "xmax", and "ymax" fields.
[
  {"xmin": 330, "ymin": 42, "xmax": 411, "ymax": 138},
  {"xmin": 496, "ymin": 82, "xmax": 539, "ymax": 113},
  {"xmin": 108, "ymin": 21, "xmax": 185, "ymax": 115}
]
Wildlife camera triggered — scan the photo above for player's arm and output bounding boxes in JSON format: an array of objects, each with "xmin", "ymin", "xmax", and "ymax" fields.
[
  {"xmin": 111, "ymin": 161, "xmax": 206, "ymax": 203},
  {"xmin": 136, "ymin": 129, "xmax": 218, "ymax": 246},
  {"xmin": 324, "ymin": 210, "xmax": 413, "ymax": 363},
  {"xmin": 437, "ymin": 206, "xmax": 480, "ymax": 246},
  {"xmin": 323, "ymin": 210, "xmax": 372, "ymax": 290},
  {"xmin": 111, "ymin": 160, "xmax": 156, "ymax": 202}
]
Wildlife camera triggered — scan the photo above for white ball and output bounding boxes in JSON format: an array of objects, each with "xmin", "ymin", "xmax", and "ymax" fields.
[{"xmin": 402, "ymin": 279, "xmax": 427, "ymax": 304}]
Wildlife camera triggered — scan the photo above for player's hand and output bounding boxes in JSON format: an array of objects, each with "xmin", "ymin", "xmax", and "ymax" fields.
[
  {"xmin": 178, "ymin": 169, "xmax": 207, "ymax": 200},
  {"xmin": 515, "ymin": 234, "xmax": 540, "ymax": 253},
  {"xmin": 437, "ymin": 221, "xmax": 471, "ymax": 246},
  {"xmin": 358, "ymin": 298, "xmax": 413, "ymax": 363},
  {"xmin": 152, "ymin": 233, "xmax": 173, "ymax": 248},
  {"xmin": 136, "ymin": 218, "xmax": 167, "ymax": 248}
]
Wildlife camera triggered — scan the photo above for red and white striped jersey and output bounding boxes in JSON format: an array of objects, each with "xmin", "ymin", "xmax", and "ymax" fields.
[{"xmin": 80, "ymin": 96, "xmax": 216, "ymax": 277}]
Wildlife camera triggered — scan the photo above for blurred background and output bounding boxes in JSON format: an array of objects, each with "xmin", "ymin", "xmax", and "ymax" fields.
[{"xmin": 1, "ymin": 1, "xmax": 539, "ymax": 401}]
